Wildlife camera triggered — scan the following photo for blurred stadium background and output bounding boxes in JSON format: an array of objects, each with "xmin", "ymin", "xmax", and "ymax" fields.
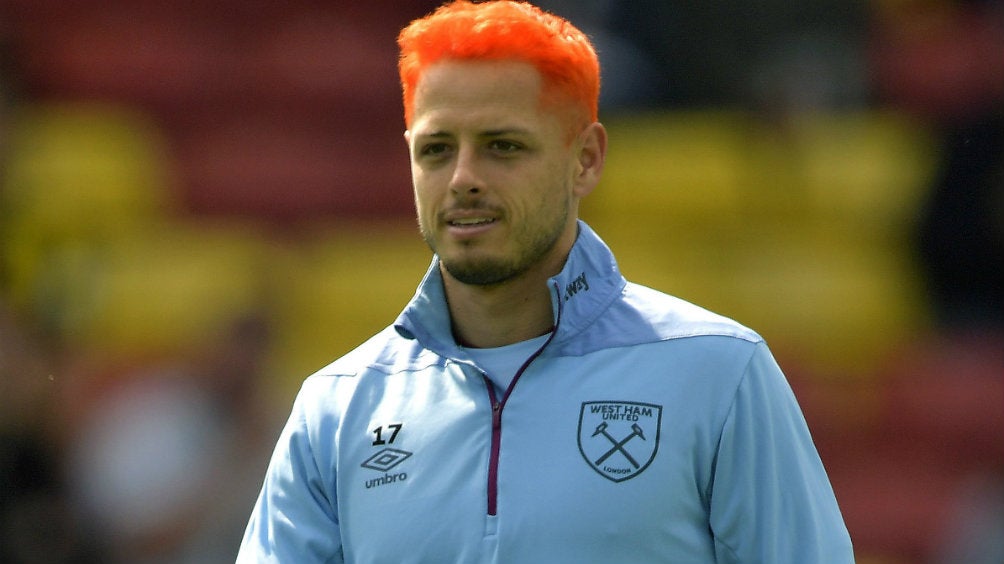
[{"xmin": 1, "ymin": 1, "xmax": 1001, "ymax": 563}]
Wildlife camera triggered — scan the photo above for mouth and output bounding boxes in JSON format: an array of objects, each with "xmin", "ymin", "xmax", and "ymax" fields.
[
  {"xmin": 447, "ymin": 217, "xmax": 497, "ymax": 227},
  {"xmin": 441, "ymin": 210, "xmax": 501, "ymax": 238},
  {"xmin": 443, "ymin": 208, "xmax": 500, "ymax": 227}
]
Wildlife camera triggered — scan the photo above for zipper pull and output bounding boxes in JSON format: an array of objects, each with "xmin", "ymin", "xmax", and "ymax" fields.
[
  {"xmin": 484, "ymin": 373, "xmax": 502, "ymax": 430},
  {"xmin": 491, "ymin": 401, "xmax": 502, "ymax": 430}
]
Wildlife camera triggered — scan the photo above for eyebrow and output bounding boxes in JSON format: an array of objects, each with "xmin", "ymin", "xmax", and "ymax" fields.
[
  {"xmin": 415, "ymin": 127, "xmax": 533, "ymax": 139},
  {"xmin": 481, "ymin": 128, "xmax": 533, "ymax": 137}
]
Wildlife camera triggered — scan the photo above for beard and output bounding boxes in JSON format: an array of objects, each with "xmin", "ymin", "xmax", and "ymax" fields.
[{"xmin": 420, "ymin": 203, "xmax": 569, "ymax": 287}]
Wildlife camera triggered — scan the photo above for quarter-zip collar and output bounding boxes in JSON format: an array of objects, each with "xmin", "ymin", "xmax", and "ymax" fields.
[{"xmin": 393, "ymin": 220, "xmax": 627, "ymax": 357}]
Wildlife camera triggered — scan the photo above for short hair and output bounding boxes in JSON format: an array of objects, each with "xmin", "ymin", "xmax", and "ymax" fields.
[{"xmin": 397, "ymin": 0, "xmax": 600, "ymax": 128}]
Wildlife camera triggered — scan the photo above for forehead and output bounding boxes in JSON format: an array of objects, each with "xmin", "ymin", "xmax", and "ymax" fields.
[{"xmin": 410, "ymin": 60, "xmax": 549, "ymax": 133}]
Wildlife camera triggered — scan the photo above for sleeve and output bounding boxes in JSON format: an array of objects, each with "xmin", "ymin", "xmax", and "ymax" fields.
[
  {"xmin": 708, "ymin": 341, "xmax": 855, "ymax": 563},
  {"xmin": 236, "ymin": 387, "xmax": 343, "ymax": 564}
]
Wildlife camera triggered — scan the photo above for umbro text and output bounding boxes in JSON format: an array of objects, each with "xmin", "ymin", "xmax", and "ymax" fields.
[{"xmin": 365, "ymin": 472, "xmax": 408, "ymax": 489}]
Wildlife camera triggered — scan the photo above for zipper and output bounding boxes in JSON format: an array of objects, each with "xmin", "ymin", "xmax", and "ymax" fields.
[
  {"xmin": 484, "ymin": 282, "xmax": 563, "ymax": 516},
  {"xmin": 486, "ymin": 385, "xmax": 502, "ymax": 516}
]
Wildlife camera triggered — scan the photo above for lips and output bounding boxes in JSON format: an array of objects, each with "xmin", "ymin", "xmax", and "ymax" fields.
[
  {"xmin": 442, "ymin": 209, "xmax": 500, "ymax": 227},
  {"xmin": 448, "ymin": 217, "xmax": 496, "ymax": 227}
]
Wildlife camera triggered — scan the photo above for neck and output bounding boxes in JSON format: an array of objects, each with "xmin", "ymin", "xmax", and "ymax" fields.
[{"xmin": 443, "ymin": 266, "xmax": 556, "ymax": 349}]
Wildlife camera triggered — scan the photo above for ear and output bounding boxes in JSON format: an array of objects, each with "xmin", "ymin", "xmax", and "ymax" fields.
[{"xmin": 572, "ymin": 122, "xmax": 607, "ymax": 199}]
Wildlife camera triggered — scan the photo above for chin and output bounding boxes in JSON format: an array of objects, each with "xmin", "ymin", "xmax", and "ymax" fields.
[{"xmin": 440, "ymin": 254, "xmax": 521, "ymax": 287}]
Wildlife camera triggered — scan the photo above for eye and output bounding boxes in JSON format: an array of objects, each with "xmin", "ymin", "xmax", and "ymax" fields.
[
  {"xmin": 488, "ymin": 139, "xmax": 523, "ymax": 154},
  {"xmin": 417, "ymin": 142, "xmax": 453, "ymax": 161}
]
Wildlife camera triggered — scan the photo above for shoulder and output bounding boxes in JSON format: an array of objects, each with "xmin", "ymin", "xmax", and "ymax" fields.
[
  {"xmin": 622, "ymin": 282, "xmax": 762, "ymax": 344},
  {"xmin": 557, "ymin": 279, "xmax": 764, "ymax": 357},
  {"xmin": 308, "ymin": 325, "xmax": 442, "ymax": 380},
  {"xmin": 291, "ymin": 325, "xmax": 443, "ymax": 427}
]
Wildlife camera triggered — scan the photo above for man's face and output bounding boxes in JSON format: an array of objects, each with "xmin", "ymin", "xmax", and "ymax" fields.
[{"xmin": 406, "ymin": 60, "xmax": 584, "ymax": 287}]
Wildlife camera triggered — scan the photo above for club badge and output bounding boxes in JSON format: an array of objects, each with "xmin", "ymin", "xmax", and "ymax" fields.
[{"xmin": 577, "ymin": 401, "xmax": 662, "ymax": 482}]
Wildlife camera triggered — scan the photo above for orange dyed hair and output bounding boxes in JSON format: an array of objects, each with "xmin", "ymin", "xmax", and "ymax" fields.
[{"xmin": 397, "ymin": 0, "xmax": 600, "ymax": 127}]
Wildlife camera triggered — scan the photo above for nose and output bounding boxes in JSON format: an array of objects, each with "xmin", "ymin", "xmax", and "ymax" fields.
[{"xmin": 448, "ymin": 146, "xmax": 483, "ymax": 197}]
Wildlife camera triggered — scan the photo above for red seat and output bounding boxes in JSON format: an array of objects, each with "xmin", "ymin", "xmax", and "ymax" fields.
[{"xmin": 810, "ymin": 331, "xmax": 1004, "ymax": 561}]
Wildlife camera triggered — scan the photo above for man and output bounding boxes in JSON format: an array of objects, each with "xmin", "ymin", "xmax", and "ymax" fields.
[{"xmin": 237, "ymin": 2, "xmax": 854, "ymax": 562}]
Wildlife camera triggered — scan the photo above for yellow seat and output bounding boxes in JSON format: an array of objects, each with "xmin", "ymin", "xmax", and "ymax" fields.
[
  {"xmin": 267, "ymin": 220, "xmax": 430, "ymax": 391},
  {"xmin": 1, "ymin": 102, "xmax": 173, "ymax": 312},
  {"xmin": 51, "ymin": 221, "xmax": 271, "ymax": 359},
  {"xmin": 581, "ymin": 110, "xmax": 934, "ymax": 376}
]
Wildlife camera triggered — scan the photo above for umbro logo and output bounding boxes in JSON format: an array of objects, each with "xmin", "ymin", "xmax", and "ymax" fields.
[
  {"xmin": 361, "ymin": 448, "xmax": 412, "ymax": 490},
  {"xmin": 577, "ymin": 401, "xmax": 662, "ymax": 482},
  {"xmin": 361, "ymin": 448, "xmax": 412, "ymax": 472}
]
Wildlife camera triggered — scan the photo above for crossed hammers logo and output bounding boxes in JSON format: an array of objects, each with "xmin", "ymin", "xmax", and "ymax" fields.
[{"xmin": 591, "ymin": 421, "xmax": 646, "ymax": 468}]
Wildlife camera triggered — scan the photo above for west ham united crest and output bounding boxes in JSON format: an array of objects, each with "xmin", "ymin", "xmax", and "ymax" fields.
[{"xmin": 578, "ymin": 401, "xmax": 662, "ymax": 482}]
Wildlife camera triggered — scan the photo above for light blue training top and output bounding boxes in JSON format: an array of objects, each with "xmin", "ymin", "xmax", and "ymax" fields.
[{"xmin": 237, "ymin": 221, "xmax": 855, "ymax": 563}]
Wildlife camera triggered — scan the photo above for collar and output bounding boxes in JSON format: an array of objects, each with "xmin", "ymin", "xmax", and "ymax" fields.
[{"xmin": 393, "ymin": 220, "xmax": 627, "ymax": 358}]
